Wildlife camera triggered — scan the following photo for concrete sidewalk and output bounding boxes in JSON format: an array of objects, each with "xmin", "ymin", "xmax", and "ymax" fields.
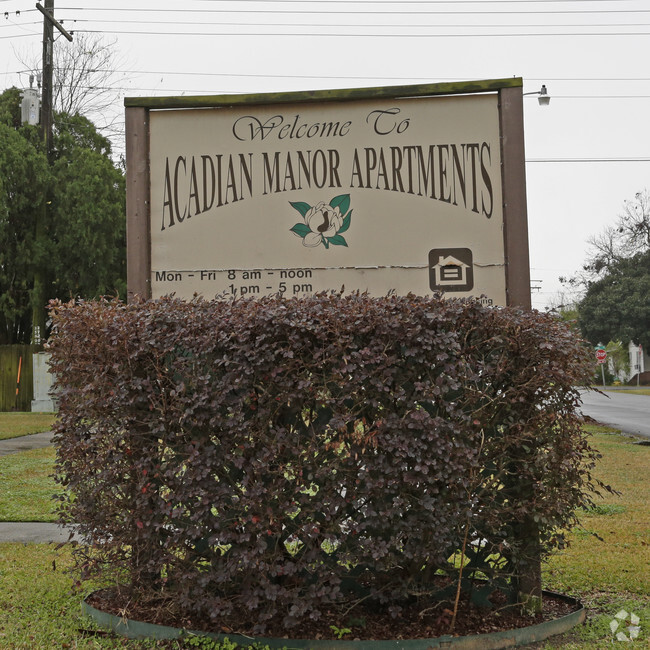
[
  {"xmin": 0, "ymin": 431, "xmax": 80, "ymax": 543},
  {"xmin": 0, "ymin": 430, "xmax": 54, "ymax": 456},
  {"xmin": 0, "ymin": 521, "xmax": 78, "ymax": 544}
]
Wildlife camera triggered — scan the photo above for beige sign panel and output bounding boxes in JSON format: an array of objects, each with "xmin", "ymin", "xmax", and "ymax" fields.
[{"xmin": 127, "ymin": 81, "xmax": 530, "ymax": 307}]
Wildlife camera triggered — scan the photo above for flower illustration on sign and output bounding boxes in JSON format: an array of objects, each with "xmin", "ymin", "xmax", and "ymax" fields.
[{"xmin": 289, "ymin": 194, "xmax": 352, "ymax": 249}]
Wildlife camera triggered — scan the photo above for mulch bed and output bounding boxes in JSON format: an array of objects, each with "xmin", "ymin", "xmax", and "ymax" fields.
[{"xmin": 86, "ymin": 581, "xmax": 580, "ymax": 642}]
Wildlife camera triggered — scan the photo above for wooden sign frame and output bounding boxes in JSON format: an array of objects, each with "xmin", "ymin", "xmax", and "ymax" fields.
[{"xmin": 125, "ymin": 78, "xmax": 530, "ymax": 308}]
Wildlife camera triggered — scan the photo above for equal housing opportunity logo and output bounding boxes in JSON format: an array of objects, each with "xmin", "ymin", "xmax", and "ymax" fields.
[{"xmin": 610, "ymin": 609, "xmax": 641, "ymax": 642}]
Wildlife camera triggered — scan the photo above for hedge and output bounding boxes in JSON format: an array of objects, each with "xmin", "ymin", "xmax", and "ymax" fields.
[{"xmin": 48, "ymin": 293, "xmax": 605, "ymax": 633}]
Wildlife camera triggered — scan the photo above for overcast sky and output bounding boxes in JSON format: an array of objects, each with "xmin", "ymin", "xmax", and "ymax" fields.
[{"xmin": 1, "ymin": 0, "xmax": 649, "ymax": 310}]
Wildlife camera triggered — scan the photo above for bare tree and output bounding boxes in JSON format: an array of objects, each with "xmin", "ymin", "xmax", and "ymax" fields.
[
  {"xmin": 585, "ymin": 225, "xmax": 621, "ymax": 275},
  {"xmin": 562, "ymin": 189, "xmax": 650, "ymax": 291},
  {"xmin": 544, "ymin": 290, "xmax": 580, "ymax": 319},
  {"xmin": 54, "ymin": 35, "xmax": 121, "ymax": 119},
  {"xmin": 587, "ymin": 190, "xmax": 650, "ymax": 270},
  {"xmin": 617, "ymin": 190, "xmax": 650, "ymax": 252}
]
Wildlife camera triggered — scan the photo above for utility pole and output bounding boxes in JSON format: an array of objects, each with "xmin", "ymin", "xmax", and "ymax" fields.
[
  {"xmin": 31, "ymin": 1, "xmax": 72, "ymax": 344},
  {"xmin": 39, "ymin": 0, "xmax": 54, "ymax": 159}
]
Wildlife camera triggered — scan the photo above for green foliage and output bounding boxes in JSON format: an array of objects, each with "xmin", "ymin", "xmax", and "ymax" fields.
[
  {"xmin": 0, "ymin": 87, "xmax": 126, "ymax": 344},
  {"xmin": 48, "ymin": 293, "xmax": 606, "ymax": 636},
  {"xmin": 178, "ymin": 638, "xmax": 282, "ymax": 649},
  {"xmin": 0, "ymin": 86, "xmax": 22, "ymax": 128},
  {"xmin": 54, "ymin": 112, "xmax": 114, "ymax": 160},
  {"xmin": 181, "ymin": 637, "xmax": 238, "ymax": 649},
  {"xmin": 578, "ymin": 250, "xmax": 650, "ymax": 350},
  {"xmin": 49, "ymin": 133, "xmax": 126, "ymax": 298},
  {"xmin": 0, "ymin": 119, "xmax": 49, "ymax": 343},
  {"xmin": 329, "ymin": 625, "xmax": 352, "ymax": 639},
  {"xmin": 605, "ymin": 340, "xmax": 630, "ymax": 379}
]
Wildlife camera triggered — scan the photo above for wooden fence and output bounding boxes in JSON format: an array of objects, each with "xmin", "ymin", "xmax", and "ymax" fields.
[{"xmin": 0, "ymin": 345, "xmax": 40, "ymax": 411}]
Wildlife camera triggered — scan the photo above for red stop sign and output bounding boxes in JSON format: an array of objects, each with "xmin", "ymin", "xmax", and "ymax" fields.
[{"xmin": 596, "ymin": 349, "xmax": 607, "ymax": 363}]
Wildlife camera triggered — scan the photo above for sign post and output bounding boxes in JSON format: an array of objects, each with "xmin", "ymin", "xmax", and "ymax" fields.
[{"xmin": 596, "ymin": 347, "xmax": 607, "ymax": 387}]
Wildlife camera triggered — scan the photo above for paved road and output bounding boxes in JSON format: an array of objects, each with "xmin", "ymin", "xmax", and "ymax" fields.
[{"xmin": 579, "ymin": 389, "xmax": 650, "ymax": 440}]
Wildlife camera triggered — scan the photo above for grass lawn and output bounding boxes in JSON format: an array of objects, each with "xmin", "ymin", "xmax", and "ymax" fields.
[
  {"xmin": 536, "ymin": 426, "xmax": 650, "ymax": 649},
  {"xmin": 0, "ymin": 447, "xmax": 58, "ymax": 522},
  {"xmin": 0, "ymin": 424, "xmax": 648, "ymax": 648},
  {"xmin": 0, "ymin": 412, "xmax": 56, "ymax": 441},
  {"xmin": 0, "ymin": 543, "xmax": 177, "ymax": 649},
  {"xmin": 605, "ymin": 388, "xmax": 650, "ymax": 396}
]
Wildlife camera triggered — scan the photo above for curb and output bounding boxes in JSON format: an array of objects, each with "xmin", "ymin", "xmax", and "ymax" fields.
[{"xmin": 83, "ymin": 590, "xmax": 586, "ymax": 649}]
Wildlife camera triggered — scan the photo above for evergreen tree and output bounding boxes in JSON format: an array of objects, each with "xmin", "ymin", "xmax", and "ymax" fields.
[
  {"xmin": 0, "ymin": 87, "xmax": 125, "ymax": 344},
  {"xmin": 578, "ymin": 249, "xmax": 650, "ymax": 350}
]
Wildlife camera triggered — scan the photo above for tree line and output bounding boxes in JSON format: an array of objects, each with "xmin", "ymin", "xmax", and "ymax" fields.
[
  {"xmin": 0, "ymin": 86, "xmax": 125, "ymax": 344},
  {"xmin": 561, "ymin": 190, "xmax": 650, "ymax": 354},
  {"xmin": 2, "ymin": 29, "xmax": 645, "ymax": 351}
]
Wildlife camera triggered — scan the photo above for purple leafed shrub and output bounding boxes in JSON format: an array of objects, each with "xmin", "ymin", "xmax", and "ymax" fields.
[{"xmin": 48, "ymin": 293, "xmax": 604, "ymax": 632}]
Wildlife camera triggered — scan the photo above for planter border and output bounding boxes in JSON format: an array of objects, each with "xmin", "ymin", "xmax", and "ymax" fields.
[{"xmin": 82, "ymin": 590, "xmax": 586, "ymax": 649}]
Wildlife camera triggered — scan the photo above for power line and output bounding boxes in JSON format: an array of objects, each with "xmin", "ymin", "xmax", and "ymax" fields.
[
  {"xmin": 552, "ymin": 95, "xmax": 650, "ymax": 98},
  {"xmin": 7, "ymin": 13, "xmax": 650, "ymax": 28},
  {"xmin": 55, "ymin": 70, "xmax": 650, "ymax": 83},
  {"xmin": 0, "ymin": 23, "xmax": 41, "ymax": 30},
  {"xmin": 7, "ymin": 24, "xmax": 650, "ymax": 38},
  {"xmin": 71, "ymin": 28, "xmax": 650, "ymax": 37},
  {"xmin": 190, "ymin": 0, "xmax": 647, "ymax": 4},
  {"xmin": 4, "ymin": 70, "xmax": 650, "ymax": 101},
  {"xmin": 55, "ymin": 19, "xmax": 650, "ymax": 28},
  {"xmin": 54, "ymin": 6, "xmax": 650, "ymax": 16},
  {"xmin": 24, "ymin": 79, "xmax": 650, "ymax": 100},
  {"xmin": 6, "ymin": 65, "xmax": 650, "ymax": 84},
  {"xmin": 528, "ymin": 158, "xmax": 650, "ymax": 163},
  {"xmin": 0, "ymin": 31, "xmax": 39, "ymax": 39}
]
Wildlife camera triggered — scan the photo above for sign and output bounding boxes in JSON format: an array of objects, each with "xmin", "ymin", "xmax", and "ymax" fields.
[
  {"xmin": 125, "ymin": 79, "xmax": 531, "ymax": 308},
  {"xmin": 596, "ymin": 348, "xmax": 608, "ymax": 364},
  {"xmin": 429, "ymin": 248, "xmax": 474, "ymax": 293}
]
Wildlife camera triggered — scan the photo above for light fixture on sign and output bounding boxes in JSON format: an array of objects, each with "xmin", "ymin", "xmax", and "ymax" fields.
[{"xmin": 524, "ymin": 84, "xmax": 551, "ymax": 106}]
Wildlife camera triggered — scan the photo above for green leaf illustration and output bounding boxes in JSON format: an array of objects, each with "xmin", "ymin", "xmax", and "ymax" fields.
[
  {"xmin": 290, "ymin": 223, "xmax": 311, "ymax": 238},
  {"xmin": 327, "ymin": 234, "xmax": 348, "ymax": 247},
  {"xmin": 322, "ymin": 236, "xmax": 330, "ymax": 249},
  {"xmin": 290, "ymin": 201, "xmax": 311, "ymax": 217},
  {"xmin": 329, "ymin": 194, "xmax": 350, "ymax": 217},
  {"xmin": 338, "ymin": 209, "xmax": 353, "ymax": 234}
]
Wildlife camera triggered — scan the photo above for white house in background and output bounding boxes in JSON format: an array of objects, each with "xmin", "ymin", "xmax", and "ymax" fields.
[{"xmin": 627, "ymin": 342, "xmax": 648, "ymax": 384}]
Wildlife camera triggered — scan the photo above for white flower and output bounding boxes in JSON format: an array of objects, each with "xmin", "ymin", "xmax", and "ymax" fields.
[{"xmin": 303, "ymin": 202, "xmax": 342, "ymax": 247}]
